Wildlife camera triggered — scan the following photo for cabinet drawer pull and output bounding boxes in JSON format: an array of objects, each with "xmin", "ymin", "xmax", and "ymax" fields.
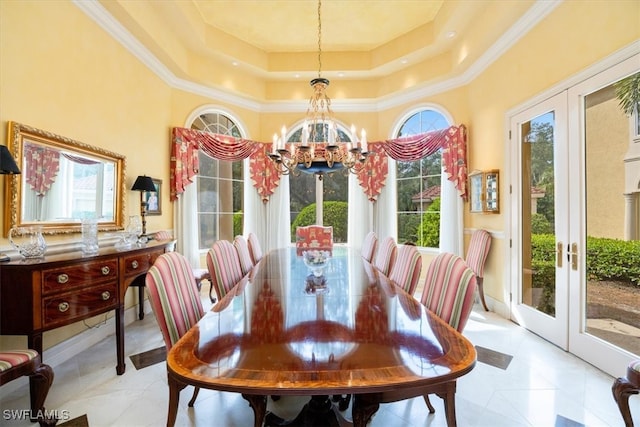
[
  {"xmin": 131, "ymin": 260, "xmax": 139, "ymax": 269},
  {"xmin": 101, "ymin": 266, "xmax": 110, "ymax": 275},
  {"xmin": 57, "ymin": 274, "xmax": 69, "ymax": 284},
  {"xmin": 101, "ymin": 291, "xmax": 111, "ymax": 301},
  {"xmin": 58, "ymin": 302, "xmax": 70, "ymax": 312}
]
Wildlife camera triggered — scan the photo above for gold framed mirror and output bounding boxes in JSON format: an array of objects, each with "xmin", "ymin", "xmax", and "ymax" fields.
[{"xmin": 4, "ymin": 122, "xmax": 126, "ymax": 235}]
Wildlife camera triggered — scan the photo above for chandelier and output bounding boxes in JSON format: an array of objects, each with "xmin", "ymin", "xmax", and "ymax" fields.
[{"xmin": 269, "ymin": 0, "xmax": 370, "ymax": 179}]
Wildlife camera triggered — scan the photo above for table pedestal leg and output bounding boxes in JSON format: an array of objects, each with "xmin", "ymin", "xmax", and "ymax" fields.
[
  {"xmin": 352, "ymin": 395, "xmax": 379, "ymax": 427},
  {"xmin": 264, "ymin": 395, "xmax": 344, "ymax": 427}
]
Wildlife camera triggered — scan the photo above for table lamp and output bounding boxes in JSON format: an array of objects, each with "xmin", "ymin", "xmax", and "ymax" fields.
[
  {"xmin": 131, "ymin": 175, "xmax": 156, "ymax": 237},
  {"xmin": 1, "ymin": 145, "xmax": 21, "ymax": 261}
]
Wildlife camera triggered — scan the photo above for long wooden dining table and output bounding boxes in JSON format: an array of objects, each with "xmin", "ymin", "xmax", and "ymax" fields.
[{"xmin": 166, "ymin": 247, "xmax": 476, "ymax": 427}]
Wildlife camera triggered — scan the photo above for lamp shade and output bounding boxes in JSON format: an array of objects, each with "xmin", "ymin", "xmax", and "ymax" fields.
[
  {"xmin": 131, "ymin": 175, "xmax": 156, "ymax": 192},
  {"xmin": 0, "ymin": 145, "xmax": 21, "ymax": 174}
]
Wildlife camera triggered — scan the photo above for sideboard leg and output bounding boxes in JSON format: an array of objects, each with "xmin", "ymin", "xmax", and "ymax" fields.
[{"xmin": 115, "ymin": 306, "xmax": 126, "ymax": 375}]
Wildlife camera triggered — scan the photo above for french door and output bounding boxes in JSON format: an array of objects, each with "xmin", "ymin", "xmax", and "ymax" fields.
[
  {"xmin": 510, "ymin": 92, "xmax": 570, "ymax": 349},
  {"xmin": 510, "ymin": 54, "xmax": 639, "ymax": 376}
]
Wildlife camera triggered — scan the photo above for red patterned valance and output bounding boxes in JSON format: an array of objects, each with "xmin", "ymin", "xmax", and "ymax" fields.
[
  {"xmin": 356, "ymin": 143, "xmax": 388, "ymax": 202},
  {"xmin": 170, "ymin": 124, "xmax": 467, "ymax": 203},
  {"xmin": 170, "ymin": 127, "xmax": 262, "ymax": 201},
  {"xmin": 24, "ymin": 144, "xmax": 60, "ymax": 196},
  {"xmin": 374, "ymin": 124, "xmax": 468, "ymax": 200}
]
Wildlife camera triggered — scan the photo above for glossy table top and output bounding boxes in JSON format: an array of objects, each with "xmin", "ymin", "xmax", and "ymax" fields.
[{"xmin": 167, "ymin": 247, "xmax": 476, "ymax": 396}]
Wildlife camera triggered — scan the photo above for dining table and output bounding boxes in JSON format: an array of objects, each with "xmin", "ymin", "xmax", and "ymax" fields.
[{"xmin": 166, "ymin": 246, "xmax": 476, "ymax": 427}]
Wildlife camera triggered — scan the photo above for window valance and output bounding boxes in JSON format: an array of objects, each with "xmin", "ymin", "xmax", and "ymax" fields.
[{"xmin": 170, "ymin": 124, "xmax": 468, "ymax": 203}]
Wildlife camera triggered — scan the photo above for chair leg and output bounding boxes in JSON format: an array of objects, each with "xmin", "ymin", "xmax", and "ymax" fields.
[
  {"xmin": 28, "ymin": 362, "xmax": 54, "ymax": 422},
  {"xmin": 477, "ymin": 277, "xmax": 489, "ymax": 311},
  {"xmin": 613, "ymin": 376, "xmax": 639, "ymax": 427},
  {"xmin": 208, "ymin": 282, "xmax": 216, "ymax": 304},
  {"xmin": 423, "ymin": 394, "xmax": 436, "ymax": 413},
  {"xmin": 187, "ymin": 386, "xmax": 200, "ymax": 407}
]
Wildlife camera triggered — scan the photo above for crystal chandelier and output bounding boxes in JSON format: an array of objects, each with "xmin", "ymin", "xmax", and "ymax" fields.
[{"xmin": 269, "ymin": 0, "xmax": 370, "ymax": 179}]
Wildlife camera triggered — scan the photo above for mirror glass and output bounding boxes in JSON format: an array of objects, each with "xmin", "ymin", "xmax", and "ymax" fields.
[{"xmin": 5, "ymin": 122, "xmax": 126, "ymax": 234}]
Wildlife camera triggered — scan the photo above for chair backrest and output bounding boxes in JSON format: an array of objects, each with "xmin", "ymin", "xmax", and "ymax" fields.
[
  {"xmin": 295, "ymin": 225, "xmax": 333, "ymax": 256},
  {"xmin": 373, "ymin": 236, "xmax": 397, "ymax": 276},
  {"xmin": 234, "ymin": 235, "xmax": 254, "ymax": 275},
  {"xmin": 388, "ymin": 244, "xmax": 422, "ymax": 296},
  {"xmin": 145, "ymin": 252, "xmax": 205, "ymax": 350},
  {"xmin": 361, "ymin": 231, "xmax": 378, "ymax": 263},
  {"xmin": 207, "ymin": 240, "xmax": 245, "ymax": 301},
  {"xmin": 247, "ymin": 232, "xmax": 263, "ymax": 264},
  {"xmin": 465, "ymin": 229, "xmax": 492, "ymax": 279},
  {"xmin": 154, "ymin": 230, "xmax": 173, "ymax": 241},
  {"xmin": 420, "ymin": 252, "xmax": 477, "ymax": 332},
  {"xmin": 153, "ymin": 230, "xmax": 176, "ymax": 251}
]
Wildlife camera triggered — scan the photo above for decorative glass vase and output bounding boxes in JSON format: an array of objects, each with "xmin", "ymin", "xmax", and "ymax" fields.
[{"xmin": 9, "ymin": 226, "xmax": 47, "ymax": 259}]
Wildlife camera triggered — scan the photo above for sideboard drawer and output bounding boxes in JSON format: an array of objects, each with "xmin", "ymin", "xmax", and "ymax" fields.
[
  {"xmin": 43, "ymin": 282, "xmax": 118, "ymax": 328},
  {"xmin": 123, "ymin": 249, "xmax": 162, "ymax": 278},
  {"xmin": 42, "ymin": 259, "xmax": 118, "ymax": 294}
]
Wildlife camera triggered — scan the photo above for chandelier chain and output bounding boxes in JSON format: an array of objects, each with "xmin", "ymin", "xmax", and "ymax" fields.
[{"xmin": 317, "ymin": 0, "xmax": 322, "ymax": 78}]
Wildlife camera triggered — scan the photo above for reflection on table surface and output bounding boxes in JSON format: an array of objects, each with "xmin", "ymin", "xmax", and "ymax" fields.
[{"xmin": 169, "ymin": 247, "xmax": 476, "ymax": 394}]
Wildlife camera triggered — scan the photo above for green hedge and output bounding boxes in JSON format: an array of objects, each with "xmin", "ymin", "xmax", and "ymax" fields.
[
  {"xmin": 532, "ymin": 234, "xmax": 640, "ymax": 285},
  {"xmin": 291, "ymin": 201, "xmax": 348, "ymax": 242}
]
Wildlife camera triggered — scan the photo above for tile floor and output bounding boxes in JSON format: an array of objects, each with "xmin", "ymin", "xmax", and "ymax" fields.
[{"xmin": 1, "ymin": 299, "xmax": 638, "ymax": 426}]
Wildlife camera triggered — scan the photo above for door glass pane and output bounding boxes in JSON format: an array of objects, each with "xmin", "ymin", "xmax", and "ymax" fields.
[
  {"xmin": 521, "ymin": 111, "xmax": 557, "ymax": 316},
  {"xmin": 584, "ymin": 80, "xmax": 640, "ymax": 355}
]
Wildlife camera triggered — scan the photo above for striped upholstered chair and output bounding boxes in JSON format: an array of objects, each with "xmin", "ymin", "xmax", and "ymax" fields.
[
  {"xmin": 145, "ymin": 252, "xmax": 205, "ymax": 407},
  {"xmin": 419, "ymin": 252, "xmax": 477, "ymax": 414},
  {"xmin": 247, "ymin": 232, "xmax": 263, "ymax": 264},
  {"xmin": 0, "ymin": 350, "xmax": 54, "ymax": 422},
  {"xmin": 233, "ymin": 235, "xmax": 254, "ymax": 276},
  {"xmin": 465, "ymin": 229, "xmax": 492, "ymax": 311},
  {"xmin": 206, "ymin": 240, "xmax": 245, "ymax": 302},
  {"xmin": 372, "ymin": 236, "xmax": 397, "ymax": 277},
  {"xmin": 361, "ymin": 231, "xmax": 378, "ymax": 263},
  {"xmin": 388, "ymin": 244, "xmax": 422, "ymax": 296}
]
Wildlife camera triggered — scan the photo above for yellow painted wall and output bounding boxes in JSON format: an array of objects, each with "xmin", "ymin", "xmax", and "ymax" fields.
[{"xmin": 0, "ymin": 0, "xmax": 638, "ymax": 351}]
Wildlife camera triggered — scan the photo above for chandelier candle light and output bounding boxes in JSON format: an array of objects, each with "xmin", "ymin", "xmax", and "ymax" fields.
[{"xmin": 268, "ymin": 0, "xmax": 371, "ymax": 179}]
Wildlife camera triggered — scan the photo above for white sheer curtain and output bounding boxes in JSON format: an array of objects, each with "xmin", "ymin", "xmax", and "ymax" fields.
[
  {"xmin": 174, "ymin": 183, "xmax": 201, "ymax": 269},
  {"xmin": 243, "ymin": 158, "xmax": 291, "ymax": 254},
  {"xmin": 373, "ymin": 158, "xmax": 398, "ymax": 242},
  {"xmin": 439, "ymin": 170, "xmax": 464, "ymax": 257},
  {"xmin": 347, "ymin": 173, "xmax": 372, "ymax": 252}
]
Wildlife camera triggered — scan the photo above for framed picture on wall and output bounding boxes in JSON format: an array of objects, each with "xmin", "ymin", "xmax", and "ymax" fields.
[{"xmin": 144, "ymin": 178, "xmax": 161, "ymax": 215}]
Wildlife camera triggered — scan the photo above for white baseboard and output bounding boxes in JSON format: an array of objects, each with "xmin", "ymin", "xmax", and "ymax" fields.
[{"xmin": 0, "ymin": 301, "xmax": 151, "ymax": 400}]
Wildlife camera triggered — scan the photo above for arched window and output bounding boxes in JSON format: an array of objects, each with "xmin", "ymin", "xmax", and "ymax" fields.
[
  {"xmin": 189, "ymin": 112, "xmax": 244, "ymax": 250},
  {"xmin": 395, "ymin": 109, "xmax": 451, "ymax": 247}
]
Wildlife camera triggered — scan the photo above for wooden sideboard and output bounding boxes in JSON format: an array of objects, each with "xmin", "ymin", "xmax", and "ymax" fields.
[{"xmin": 0, "ymin": 240, "xmax": 170, "ymax": 375}]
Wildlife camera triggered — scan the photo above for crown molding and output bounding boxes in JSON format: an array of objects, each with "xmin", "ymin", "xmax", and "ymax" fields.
[{"xmin": 74, "ymin": 0, "xmax": 562, "ymax": 114}]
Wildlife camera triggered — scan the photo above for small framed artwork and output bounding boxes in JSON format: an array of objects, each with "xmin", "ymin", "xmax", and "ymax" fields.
[{"xmin": 144, "ymin": 178, "xmax": 162, "ymax": 215}]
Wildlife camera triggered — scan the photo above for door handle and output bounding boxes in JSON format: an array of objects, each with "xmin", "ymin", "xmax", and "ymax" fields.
[
  {"xmin": 556, "ymin": 242, "xmax": 563, "ymax": 268},
  {"xmin": 569, "ymin": 243, "xmax": 578, "ymax": 271}
]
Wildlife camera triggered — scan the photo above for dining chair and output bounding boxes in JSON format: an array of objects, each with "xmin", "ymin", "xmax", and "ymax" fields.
[
  {"xmin": 0, "ymin": 350, "xmax": 54, "ymax": 422},
  {"xmin": 295, "ymin": 225, "xmax": 333, "ymax": 256},
  {"xmin": 151, "ymin": 229, "xmax": 212, "ymax": 300},
  {"xmin": 388, "ymin": 244, "xmax": 422, "ymax": 296},
  {"xmin": 247, "ymin": 232, "xmax": 263, "ymax": 264},
  {"xmin": 372, "ymin": 236, "xmax": 397, "ymax": 277},
  {"xmin": 146, "ymin": 252, "xmax": 205, "ymax": 408},
  {"xmin": 419, "ymin": 252, "xmax": 477, "ymax": 414},
  {"xmin": 466, "ymin": 229, "xmax": 492, "ymax": 311},
  {"xmin": 612, "ymin": 359, "xmax": 640, "ymax": 427},
  {"xmin": 233, "ymin": 235, "xmax": 254, "ymax": 275},
  {"xmin": 361, "ymin": 231, "xmax": 378, "ymax": 263},
  {"xmin": 206, "ymin": 240, "xmax": 245, "ymax": 302}
]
